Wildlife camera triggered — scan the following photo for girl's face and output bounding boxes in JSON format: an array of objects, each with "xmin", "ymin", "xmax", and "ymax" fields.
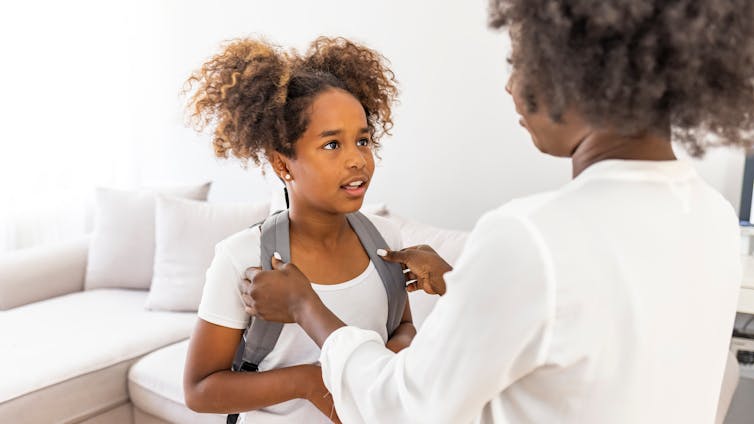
[
  {"xmin": 279, "ymin": 88, "xmax": 375, "ymax": 215},
  {"xmin": 506, "ymin": 71, "xmax": 590, "ymax": 157}
]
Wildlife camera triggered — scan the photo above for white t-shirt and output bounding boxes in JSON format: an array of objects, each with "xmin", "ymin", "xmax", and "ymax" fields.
[
  {"xmin": 197, "ymin": 213, "xmax": 402, "ymax": 424},
  {"xmin": 320, "ymin": 160, "xmax": 741, "ymax": 424}
]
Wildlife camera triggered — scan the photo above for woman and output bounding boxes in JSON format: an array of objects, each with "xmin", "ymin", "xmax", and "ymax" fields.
[{"xmin": 242, "ymin": 1, "xmax": 754, "ymax": 422}]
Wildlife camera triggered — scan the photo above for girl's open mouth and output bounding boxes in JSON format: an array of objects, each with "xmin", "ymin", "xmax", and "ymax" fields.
[{"xmin": 341, "ymin": 180, "xmax": 367, "ymax": 197}]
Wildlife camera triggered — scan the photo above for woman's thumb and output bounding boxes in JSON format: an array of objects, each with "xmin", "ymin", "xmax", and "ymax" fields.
[{"xmin": 377, "ymin": 248, "xmax": 406, "ymax": 264}]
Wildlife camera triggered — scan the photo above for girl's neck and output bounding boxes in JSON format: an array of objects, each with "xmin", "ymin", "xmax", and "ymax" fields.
[
  {"xmin": 571, "ymin": 130, "xmax": 676, "ymax": 178},
  {"xmin": 287, "ymin": 203, "xmax": 351, "ymax": 248}
]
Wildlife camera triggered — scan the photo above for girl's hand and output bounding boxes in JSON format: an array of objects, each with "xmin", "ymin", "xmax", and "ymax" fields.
[
  {"xmin": 378, "ymin": 245, "xmax": 452, "ymax": 296},
  {"xmin": 240, "ymin": 255, "xmax": 320, "ymax": 323},
  {"xmin": 385, "ymin": 331, "xmax": 414, "ymax": 353},
  {"xmin": 300, "ymin": 364, "xmax": 342, "ymax": 424}
]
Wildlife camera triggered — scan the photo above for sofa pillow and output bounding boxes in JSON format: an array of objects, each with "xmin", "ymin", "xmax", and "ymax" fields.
[
  {"xmin": 384, "ymin": 213, "xmax": 470, "ymax": 329},
  {"xmin": 84, "ymin": 183, "xmax": 211, "ymax": 291},
  {"xmin": 386, "ymin": 213, "xmax": 469, "ymax": 265},
  {"xmin": 146, "ymin": 196, "xmax": 270, "ymax": 312}
]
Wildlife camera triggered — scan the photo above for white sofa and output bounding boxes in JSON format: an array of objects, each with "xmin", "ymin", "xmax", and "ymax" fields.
[
  {"xmin": 0, "ymin": 212, "xmax": 468, "ymax": 424},
  {"xmin": 0, "ymin": 211, "xmax": 741, "ymax": 423}
]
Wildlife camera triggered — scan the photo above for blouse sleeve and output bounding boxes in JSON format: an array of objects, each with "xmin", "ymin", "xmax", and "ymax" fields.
[{"xmin": 319, "ymin": 211, "xmax": 557, "ymax": 423}]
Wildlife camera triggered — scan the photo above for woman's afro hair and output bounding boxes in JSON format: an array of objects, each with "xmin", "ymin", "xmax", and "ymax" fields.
[{"xmin": 489, "ymin": 0, "xmax": 754, "ymax": 156}]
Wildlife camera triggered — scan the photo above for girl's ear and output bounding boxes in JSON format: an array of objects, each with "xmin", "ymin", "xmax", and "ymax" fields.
[{"xmin": 269, "ymin": 151, "xmax": 291, "ymax": 180}]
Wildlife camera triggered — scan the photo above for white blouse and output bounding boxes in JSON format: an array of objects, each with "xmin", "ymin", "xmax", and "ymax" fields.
[{"xmin": 320, "ymin": 160, "xmax": 741, "ymax": 424}]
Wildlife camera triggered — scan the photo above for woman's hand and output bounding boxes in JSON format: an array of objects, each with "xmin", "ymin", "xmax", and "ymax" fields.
[
  {"xmin": 378, "ymin": 245, "xmax": 452, "ymax": 296},
  {"xmin": 300, "ymin": 364, "xmax": 341, "ymax": 424},
  {"xmin": 240, "ymin": 255, "xmax": 347, "ymax": 348},
  {"xmin": 240, "ymin": 255, "xmax": 320, "ymax": 323}
]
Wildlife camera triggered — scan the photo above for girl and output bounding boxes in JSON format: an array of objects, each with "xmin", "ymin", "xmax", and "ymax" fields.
[{"xmin": 182, "ymin": 37, "xmax": 414, "ymax": 423}]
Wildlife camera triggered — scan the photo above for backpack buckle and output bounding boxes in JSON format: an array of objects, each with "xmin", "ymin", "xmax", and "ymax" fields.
[{"xmin": 240, "ymin": 361, "xmax": 258, "ymax": 372}]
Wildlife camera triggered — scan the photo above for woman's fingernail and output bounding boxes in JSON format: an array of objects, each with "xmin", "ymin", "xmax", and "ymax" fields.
[
  {"xmin": 273, "ymin": 251, "xmax": 282, "ymax": 261},
  {"xmin": 376, "ymin": 249, "xmax": 387, "ymax": 257}
]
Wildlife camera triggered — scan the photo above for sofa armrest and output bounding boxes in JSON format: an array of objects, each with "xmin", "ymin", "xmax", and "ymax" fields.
[{"xmin": 0, "ymin": 236, "xmax": 89, "ymax": 310}]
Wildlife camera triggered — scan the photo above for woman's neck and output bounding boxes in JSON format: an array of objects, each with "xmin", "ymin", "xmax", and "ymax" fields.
[{"xmin": 570, "ymin": 130, "xmax": 676, "ymax": 178}]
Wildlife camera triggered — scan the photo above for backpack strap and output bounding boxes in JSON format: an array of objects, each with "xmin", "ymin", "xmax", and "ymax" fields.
[
  {"xmin": 243, "ymin": 211, "xmax": 290, "ymax": 367},
  {"xmin": 346, "ymin": 211, "xmax": 407, "ymax": 336},
  {"xmin": 227, "ymin": 211, "xmax": 291, "ymax": 424}
]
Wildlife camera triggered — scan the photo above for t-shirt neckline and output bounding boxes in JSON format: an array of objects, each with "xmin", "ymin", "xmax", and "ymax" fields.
[{"xmin": 310, "ymin": 261, "xmax": 375, "ymax": 291}]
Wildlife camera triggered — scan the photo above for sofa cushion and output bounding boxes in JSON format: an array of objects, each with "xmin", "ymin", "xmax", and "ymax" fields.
[
  {"xmin": 386, "ymin": 213, "xmax": 469, "ymax": 329},
  {"xmin": 85, "ymin": 183, "xmax": 211, "ymax": 291},
  {"xmin": 129, "ymin": 340, "xmax": 225, "ymax": 424},
  {"xmin": 146, "ymin": 196, "xmax": 270, "ymax": 312},
  {"xmin": 0, "ymin": 289, "xmax": 195, "ymax": 422}
]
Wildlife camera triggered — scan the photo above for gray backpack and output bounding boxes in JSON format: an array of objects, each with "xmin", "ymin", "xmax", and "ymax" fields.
[{"xmin": 227, "ymin": 210, "xmax": 407, "ymax": 424}]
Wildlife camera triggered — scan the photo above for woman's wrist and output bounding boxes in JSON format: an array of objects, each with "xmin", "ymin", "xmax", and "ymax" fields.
[
  {"xmin": 294, "ymin": 297, "xmax": 347, "ymax": 348},
  {"xmin": 291, "ymin": 291, "xmax": 323, "ymax": 324}
]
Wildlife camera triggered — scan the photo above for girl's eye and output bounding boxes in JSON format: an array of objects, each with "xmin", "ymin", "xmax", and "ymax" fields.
[
  {"xmin": 323, "ymin": 141, "xmax": 339, "ymax": 150},
  {"xmin": 357, "ymin": 138, "xmax": 371, "ymax": 147}
]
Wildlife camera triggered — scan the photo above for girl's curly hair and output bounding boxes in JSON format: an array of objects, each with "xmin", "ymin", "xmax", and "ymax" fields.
[
  {"xmin": 186, "ymin": 37, "xmax": 398, "ymax": 165},
  {"xmin": 489, "ymin": 0, "xmax": 754, "ymax": 156}
]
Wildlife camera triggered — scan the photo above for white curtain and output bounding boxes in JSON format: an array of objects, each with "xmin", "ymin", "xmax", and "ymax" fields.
[{"xmin": 0, "ymin": 2, "xmax": 137, "ymax": 252}]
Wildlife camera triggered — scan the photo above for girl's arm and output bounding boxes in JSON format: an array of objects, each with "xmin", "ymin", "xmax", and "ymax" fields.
[
  {"xmin": 183, "ymin": 319, "xmax": 334, "ymax": 416},
  {"xmin": 385, "ymin": 301, "xmax": 416, "ymax": 353}
]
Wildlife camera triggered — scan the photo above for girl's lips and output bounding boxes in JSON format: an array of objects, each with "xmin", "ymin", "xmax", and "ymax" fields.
[{"xmin": 341, "ymin": 183, "xmax": 367, "ymax": 198}]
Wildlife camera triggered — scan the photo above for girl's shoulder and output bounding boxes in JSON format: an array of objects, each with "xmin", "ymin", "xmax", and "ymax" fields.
[
  {"xmin": 214, "ymin": 225, "xmax": 263, "ymax": 271},
  {"xmin": 359, "ymin": 212, "xmax": 402, "ymax": 251}
]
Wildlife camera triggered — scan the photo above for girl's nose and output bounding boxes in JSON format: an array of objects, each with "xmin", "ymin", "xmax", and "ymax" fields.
[
  {"xmin": 505, "ymin": 75, "xmax": 513, "ymax": 95},
  {"xmin": 346, "ymin": 148, "xmax": 368, "ymax": 169}
]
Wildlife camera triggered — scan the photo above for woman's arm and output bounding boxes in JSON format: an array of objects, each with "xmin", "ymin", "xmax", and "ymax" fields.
[
  {"xmin": 183, "ymin": 319, "xmax": 334, "ymax": 416},
  {"xmin": 244, "ymin": 213, "xmax": 555, "ymax": 423}
]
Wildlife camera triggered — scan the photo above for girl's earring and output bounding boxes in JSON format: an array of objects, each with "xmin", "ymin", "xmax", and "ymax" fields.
[{"xmin": 284, "ymin": 174, "xmax": 291, "ymax": 181}]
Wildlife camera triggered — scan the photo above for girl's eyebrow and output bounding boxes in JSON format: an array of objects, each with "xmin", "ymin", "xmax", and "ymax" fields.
[
  {"xmin": 318, "ymin": 127, "xmax": 370, "ymax": 138},
  {"xmin": 319, "ymin": 129, "xmax": 342, "ymax": 138}
]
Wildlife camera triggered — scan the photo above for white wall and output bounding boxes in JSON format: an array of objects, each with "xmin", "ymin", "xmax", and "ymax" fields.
[{"xmin": 126, "ymin": 0, "xmax": 746, "ymax": 230}]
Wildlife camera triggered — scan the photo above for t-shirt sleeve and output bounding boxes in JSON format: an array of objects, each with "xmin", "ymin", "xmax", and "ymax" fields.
[
  {"xmin": 197, "ymin": 242, "xmax": 252, "ymax": 330},
  {"xmin": 319, "ymin": 210, "xmax": 556, "ymax": 423}
]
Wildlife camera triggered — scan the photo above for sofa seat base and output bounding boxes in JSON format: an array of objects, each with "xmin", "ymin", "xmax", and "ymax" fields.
[
  {"xmin": 0, "ymin": 289, "xmax": 195, "ymax": 423},
  {"xmin": 129, "ymin": 340, "xmax": 224, "ymax": 424}
]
